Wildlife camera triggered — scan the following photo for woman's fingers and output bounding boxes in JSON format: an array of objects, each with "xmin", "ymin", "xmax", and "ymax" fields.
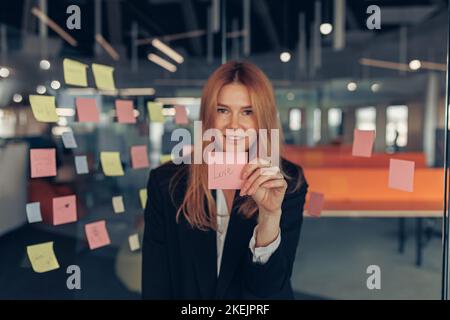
[
  {"xmin": 240, "ymin": 158, "xmax": 271, "ymax": 180},
  {"xmin": 245, "ymin": 172, "xmax": 284, "ymax": 196},
  {"xmin": 260, "ymin": 178, "xmax": 287, "ymax": 190}
]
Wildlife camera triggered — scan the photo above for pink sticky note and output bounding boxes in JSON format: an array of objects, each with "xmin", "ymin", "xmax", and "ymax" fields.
[
  {"xmin": 76, "ymin": 98, "xmax": 100, "ymax": 122},
  {"xmin": 131, "ymin": 145, "xmax": 150, "ymax": 169},
  {"xmin": 208, "ymin": 152, "xmax": 247, "ymax": 190},
  {"xmin": 175, "ymin": 105, "xmax": 189, "ymax": 124},
  {"xmin": 182, "ymin": 144, "xmax": 193, "ymax": 156},
  {"xmin": 30, "ymin": 148, "xmax": 57, "ymax": 178},
  {"xmin": 352, "ymin": 129, "xmax": 375, "ymax": 157},
  {"xmin": 85, "ymin": 220, "xmax": 111, "ymax": 250},
  {"xmin": 115, "ymin": 100, "xmax": 136, "ymax": 124},
  {"xmin": 52, "ymin": 195, "xmax": 77, "ymax": 225},
  {"xmin": 389, "ymin": 159, "xmax": 415, "ymax": 192},
  {"xmin": 308, "ymin": 192, "xmax": 324, "ymax": 217}
]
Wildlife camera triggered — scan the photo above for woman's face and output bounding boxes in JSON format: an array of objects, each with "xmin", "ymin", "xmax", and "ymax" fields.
[{"xmin": 213, "ymin": 83, "xmax": 257, "ymax": 152}]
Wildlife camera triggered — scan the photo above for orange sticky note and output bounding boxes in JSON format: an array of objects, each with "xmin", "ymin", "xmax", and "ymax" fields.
[
  {"xmin": 389, "ymin": 159, "xmax": 415, "ymax": 192},
  {"xmin": 131, "ymin": 145, "xmax": 149, "ymax": 169},
  {"xmin": 30, "ymin": 148, "xmax": 57, "ymax": 178},
  {"xmin": 175, "ymin": 105, "xmax": 188, "ymax": 124},
  {"xmin": 115, "ymin": 100, "xmax": 136, "ymax": 124},
  {"xmin": 76, "ymin": 98, "xmax": 100, "ymax": 122},
  {"xmin": 307, "ymin": 192, "xmax": 324, "ymax": 217},
  {"xmin": 208, "ymin": 152, "xmax": 247, "ymax": 190},
  {"xmin": 85, "ymin": 220, "xmax": 111, "ymax": 250},
  {"xmin": 352, "ymin": 129, "xmax": 375, "ymax": 157},
  {"xmin": 52, "ymin": 195, "xmax": 77, "ymax": 226}
]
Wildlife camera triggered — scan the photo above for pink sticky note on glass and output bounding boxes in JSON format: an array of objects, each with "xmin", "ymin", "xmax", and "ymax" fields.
[
  {"xmin": 175, "ymin": 105, "xmax": 188, "ymax": 124},
  {"xmin": 182, "ymin": 144, "xmax": 193, "ymax": 156},
  {"xmin": 30, "ymin": 148, "xmax": 57, "ymax": 178},
  {"xmin": 52, "ymin": 195, "xmax": 77, "ymax": 225},
  {"xmin": 131, "ymin": 145, "xmax": 149, "ymax": 169},
  {"xmin": 208, "ymin": 152, "xmax": 247, "ymax": 190},
  {"xmin": 308, "ymin": 192, "xmax": 324, "ymax": 217},
  {"xmin": 388, "ymin": 159, "xmax": 415, "ymax": 192},
  {"xmin": 76, "ymin": 98, "xmax": 100, "ymax": 122},
  {"xmin": 352, "ymin": 129, "xmax": 375, "ymax": 157},
  {"xmin": 85, "ymin": 220, "xmax": 111, "ymax": 250},
  {"xmin": 116, "ymin": 100, "xmax": 136, "ymax": 124}
]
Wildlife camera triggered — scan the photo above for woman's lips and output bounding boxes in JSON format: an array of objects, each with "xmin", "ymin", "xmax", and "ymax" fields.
[{"xmin": 225, "ymin": 135, "xmax": 245, "ymax": 141}]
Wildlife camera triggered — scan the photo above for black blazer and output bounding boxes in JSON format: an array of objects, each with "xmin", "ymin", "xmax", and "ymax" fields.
[{"xmin": 142, "ymin": 158, "xmax": 308, "ymax": 299}]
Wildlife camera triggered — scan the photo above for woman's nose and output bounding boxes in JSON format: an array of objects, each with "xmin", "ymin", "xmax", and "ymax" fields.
[{"xmin": 228, "ymin": 112, "xmax": 240, "ymax": 129}]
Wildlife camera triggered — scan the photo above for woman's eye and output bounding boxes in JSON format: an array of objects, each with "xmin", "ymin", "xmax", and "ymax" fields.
[
  {"xmin": 217, "ymin": 107, "xmax": 228, "ymax": 114},
  {"xmin": 242, "ymin": 109, "xmax": 253, "ymax": 116}
]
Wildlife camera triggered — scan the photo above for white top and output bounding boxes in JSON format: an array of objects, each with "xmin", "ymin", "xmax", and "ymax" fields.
[{"xmin": 215, "ymin": 189, "xmax": 281, "ymax": 277}]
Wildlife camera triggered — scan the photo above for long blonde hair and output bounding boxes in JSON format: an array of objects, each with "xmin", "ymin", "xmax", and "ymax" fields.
[{"xmin": 170, "ymin": 61, "xmax": 301, "ymax": 231}]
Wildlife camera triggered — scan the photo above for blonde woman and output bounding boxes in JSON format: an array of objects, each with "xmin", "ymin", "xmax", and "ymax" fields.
[{"xmin": 142, "ymin": 61, "xmax": 308, "ymax": 299}]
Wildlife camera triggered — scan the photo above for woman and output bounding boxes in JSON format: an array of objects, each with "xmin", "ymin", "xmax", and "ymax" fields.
[{"xmin": 142, "ymin": 61, "xmax": 308, "ymax": 299}]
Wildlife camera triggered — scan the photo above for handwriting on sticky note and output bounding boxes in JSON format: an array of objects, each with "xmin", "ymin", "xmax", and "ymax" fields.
[
  {"xmin": 26, "ymin": 202, "xmax": 42, "ymax": 223},
  {"xmin": 29, "ymin": 95, "xmax": 59, "ymax": 123},
  {"xmin": 74, "ymin": 155, "xmax": 89, "ymax": 174},
  {"xmin": 139, "ymin": 189, "xmax": 147, "ymax": 209},
  {"xmin": 307, "ymin": 192, "xmax": 324, "ymax": 217},
  {"xmin": 100, "ymin": 152, "xmax": 124, "ymax": 176},
  {"xmin": 388, "ymin": 158, "xmax": 415, "ymax": 192},
  {"xmin": 131, "ymin": 145, "xmax": 149, "ymax": 169},
  {"xmin": 175, "ymin": 105, "xmax": 189, "ymax": 124},
  {"xmin": 208, "ymin": 152, "xmax": 247, "ymax": 190},
  {"xmin": 112, "ymin": 196, "xmax": 125, "ymax": 214},
  {"xmin": 128, "ymin": 234, "xmax": 140, "ymax": 251},
  {"xmin": 115, "ymin": 100, "xmax": 136, "ymax": 124},
  {"xmin": 27, "ymin": 241, "xmax": 60, "ymax": 273},
  {"xmin": 62, "ymin": 131, "xmax": 78, "ymax": 149},
  {"xmin": 85, "ymin": 220, "xmax": 111, "ymax": 250},
  {"xmin": 76, "ymin": 97, "xmax": 99, "ymax": 122},
  {"xmin": 30, "ymin": 148, "xmax": 57, "ymax": 178},
  {"xmin": 147, "ymin": 101, "xmax": 164, "ymax": 123},
  {"xmin": 52, "ymin": 195, "xmax": 77, "ymax": 226},
  {"xmin": 352, "ymin": 129, "xmax": 375, "ymax": 157},
  {"xmin": 63, "ymin": 58, "xmax": 88, "ymax": 87},
  {"xmin": 92, "ymin": 63, "xmax": 115, "ymax": 91}
]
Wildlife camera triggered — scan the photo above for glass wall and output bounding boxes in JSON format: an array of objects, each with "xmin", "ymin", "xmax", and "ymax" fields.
[{"xmin": 0, "ymin": 0, "xmax": 448, "ymax": 300}]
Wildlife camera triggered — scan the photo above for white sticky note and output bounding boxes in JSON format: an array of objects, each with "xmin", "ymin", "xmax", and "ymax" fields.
[
  {"xmin": 112, "ymin": 196, "xmax": 125, "ymax": 214},
  {"xmin": 128, "ymin": 234, "xmax": 140, "ymax": 251},
  {"xmin": 75, "ymin": 156, "xmax": 89, "ymax": 174},
  {"xmin": 26, "ymin": 202, "xmax": 43, "ymax": 223},
  {"xmin": 62, "ymin": 131, "xmax": 78, "ymax": 149}
]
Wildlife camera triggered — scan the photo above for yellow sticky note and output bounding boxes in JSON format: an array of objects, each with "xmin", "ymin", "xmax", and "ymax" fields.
[
  {"xmin": 26, "ymin": 241, "xmax": 60, "ymax": 273},
  {"xmin": 100, "ymin": 152, "xmax": 124, "ymax": 176},
  {"xmin": 160, "ymin": 154, "xmax": 172, "ymax": 164},
  {"xmin": 92, "ymin": 63, "xmax": 115, "ymax": 90},
  {"xmin": 139, "ymin": 188, "xmax": 147, "ymax": 209},
  {"xmin": 112, "ymin": 196, "xmax": 125, "ymax": 214},
  {"xmin": 63, "ymin": 58, "xmax": 88, "ymax": 87},
  {"xmin": 147, "ymin": 102, "xmax": 164, "ymax": 123},
  {"xmin": 29, "ymin": 95, "xmax": 59, "ymax": 123}
]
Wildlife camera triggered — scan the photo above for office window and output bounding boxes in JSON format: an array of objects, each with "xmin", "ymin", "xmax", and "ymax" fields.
[
  {"xmin": 313, "ymin": 108, "xmax": 321, "ymax": 143},
  {"xmin": 328, "ymin": 108, "xmax": 342, "ymax": 127},
  {"xmin": 356, "ymin": 107, "xmax": 376, "ymax": 131},
  {"xmin": 289, "ymin": 108, "xmax": 302, "ymax": 131},
  {"xmin": 386, "ymin": 105, "xmax": 408, "ymax": 147}
]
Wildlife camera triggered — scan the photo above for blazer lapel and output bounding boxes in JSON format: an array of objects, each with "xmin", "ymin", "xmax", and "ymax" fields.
[
  {"xmin": 215, "ymin": 193, "xmax": 256, "ymax": 299},
  {"xmin": 176, "ymin": 169, "xmax": 217, "ymax": 299},
  {"xmin": 189, "ymin": 218, "xmax": 217, "ymax": 299}
]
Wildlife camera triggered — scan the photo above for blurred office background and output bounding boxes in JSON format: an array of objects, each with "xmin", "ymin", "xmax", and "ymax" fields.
[{"xmin": 0, "ymin": 0, "xmax": 448, "ymax": 299}]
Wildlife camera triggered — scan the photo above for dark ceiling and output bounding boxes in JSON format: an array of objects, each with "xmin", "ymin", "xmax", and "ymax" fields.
[{"xmin": 0, "ymin": 0, "xmax": 445, "ymax": 61}]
